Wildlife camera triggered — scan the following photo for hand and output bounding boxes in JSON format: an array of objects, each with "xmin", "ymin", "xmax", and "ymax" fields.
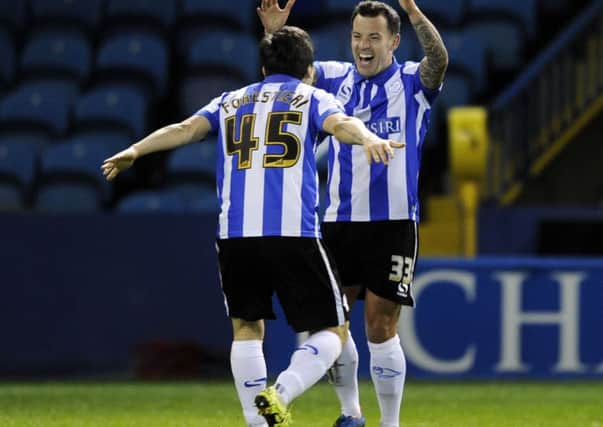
[
  {"xmin": 257, "ymin": 0, "xmax": 296, "ymax": 34},
  {"xmin": 101, "ymin": 147, "xmax": 138, "ymax": 181},
  {"xmin": 363, "ymin": 138, "xmax": 405, "ymax": 165},
  {"xmin": 398, "ymin": 0, "xmax": 419, "ymax": 14}
]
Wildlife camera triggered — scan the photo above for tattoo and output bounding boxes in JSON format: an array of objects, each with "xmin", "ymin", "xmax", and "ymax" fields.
[{"xmin": 413, "ymin": 16, "xmax": 448, "ymax": 89}]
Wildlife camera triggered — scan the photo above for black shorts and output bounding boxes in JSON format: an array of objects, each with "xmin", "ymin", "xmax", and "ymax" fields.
[
  {"xmin": 321, "ymin": 220, "xmax": 418, "ymax": 306},
  {"xmin": 216, "ymin": 237, "xmax": 348, "ymax": 332}
]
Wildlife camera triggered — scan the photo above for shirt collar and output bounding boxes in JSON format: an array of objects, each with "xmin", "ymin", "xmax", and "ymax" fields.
[
  {"xmin": 263, "ymin": 73, "xmax": 301, "ymax": 84},
  {"xmin": 353, "ymin": 56, "xmax": 399, "ymax": 85}
]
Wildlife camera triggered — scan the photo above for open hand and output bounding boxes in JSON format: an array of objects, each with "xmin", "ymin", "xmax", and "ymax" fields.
[
  {"xmin": 101, "ymin": 147, "xmax": 138, "ymax": 181},
  {"xmin": 257, "ymin": 0, "xmax": 296, "ymax": 34},
  {"xmin": 364, "ymin": 138, "xmax": 405, "ymax": 165}
]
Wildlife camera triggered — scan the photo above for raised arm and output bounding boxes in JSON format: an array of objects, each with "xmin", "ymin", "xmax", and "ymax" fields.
[
  {"xmin": 322, "ymin": 113, "xmax": 405, "ymax": 164},
  {"xmin": 399, "ymin": 0, "xmax": 448, "ymax": 90},
  {"xmin": 257, "ymin": 0, "xmax": 296, "ymax": 34},
  {"xmin": 101, "ymin": 115, "xmax": 211, "ymax": 181}
]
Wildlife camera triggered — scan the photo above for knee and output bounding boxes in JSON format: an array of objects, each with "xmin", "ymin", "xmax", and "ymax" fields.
[
  {"xmin": 366, "ymin": 313, "xmax": 398, "ymax": 343},
  {"xmin": 232, "ymin": 318, "xmax": 264, "ymax": 340}
]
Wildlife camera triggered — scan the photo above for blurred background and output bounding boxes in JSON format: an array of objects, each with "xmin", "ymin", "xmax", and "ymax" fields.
[{"xmin": 0, "ymin": 0, "xmax": 601, "ymax": 383}]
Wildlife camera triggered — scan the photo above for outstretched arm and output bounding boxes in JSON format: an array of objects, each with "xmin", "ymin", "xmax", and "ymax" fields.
[
  {"xmin": 257, "ymin": 0, "xmax": 296, "ymax": 34},
  {"xmin": 322, "ymin": 113, "xmax": 405, "ymax": 165},
  {"xmin": 399, "ymin": 0, "xmax": 448, "ymax": 89},
  {"xmin": 101, "ymin": 115, "xmax": 211, "ymax": 181}
]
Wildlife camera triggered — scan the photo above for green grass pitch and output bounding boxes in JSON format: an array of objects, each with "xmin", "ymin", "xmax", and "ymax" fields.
[{"xmin": 0, "ymin": 380, "xmax": 601, "ymax": 426}]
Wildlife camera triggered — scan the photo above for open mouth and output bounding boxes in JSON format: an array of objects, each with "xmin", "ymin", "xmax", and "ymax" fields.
[{"xmin": 358, "ymin": 53, "xmax": 374, "ymax": 65}]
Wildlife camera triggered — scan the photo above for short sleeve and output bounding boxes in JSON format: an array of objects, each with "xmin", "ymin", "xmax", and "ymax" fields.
[{"xmin": 195, "ymin": 95, "xmax": 222, "ymax": 131}]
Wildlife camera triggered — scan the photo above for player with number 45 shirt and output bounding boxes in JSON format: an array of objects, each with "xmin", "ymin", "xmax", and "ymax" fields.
[{"xmin": 101, "ymin": 26, "xmax": 403, "ymax": 427}]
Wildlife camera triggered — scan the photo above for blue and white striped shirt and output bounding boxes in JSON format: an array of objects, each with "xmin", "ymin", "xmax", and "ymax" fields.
[
  {"xmin": 315, "ymin": 58, "xmax": 441, "ymax": 223},
  {"xmin": 198, "ymin": 74, "xmax": 343, "ymax": 239}
]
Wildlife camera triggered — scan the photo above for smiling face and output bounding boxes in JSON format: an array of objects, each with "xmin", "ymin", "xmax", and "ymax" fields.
[{"xmin": 351, "ymin": 14, "xmax": 400, "ymax": 78}]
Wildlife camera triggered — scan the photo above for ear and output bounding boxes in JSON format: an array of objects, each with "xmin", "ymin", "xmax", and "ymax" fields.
[{"xmin": 391, "ymin": 33, "xmax": 401, "ymax": 51}]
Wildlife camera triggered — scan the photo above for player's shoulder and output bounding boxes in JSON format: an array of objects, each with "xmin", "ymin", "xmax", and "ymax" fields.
[
  {"xmin": 401, "ymin": 60, "xmax": 421, "ymax": 75},
  {"xmin": 315, "ymin": 60, "xmax": 355, "ymax": 79}
]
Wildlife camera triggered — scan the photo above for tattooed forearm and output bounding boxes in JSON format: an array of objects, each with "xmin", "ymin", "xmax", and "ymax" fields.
[{"xmin": 412, "ymin": 12, "xmax": 448, "ymax": 89}]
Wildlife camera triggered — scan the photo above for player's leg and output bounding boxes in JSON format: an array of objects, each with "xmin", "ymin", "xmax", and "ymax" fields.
[
  {"xmin": 365, "ymin": 291, "xmax": 405, "ymax": 427},
  {"xmin": 364, "ymin": 220, "xmax": 418, "ymax": 427},
  {"xmin": 257, "ymin": 237, "xmax": 348, "ymax": 419},
  {"xmin": 322, "ymin": 223, "xmax": 365, "ymax": 425},
  {"xmin": 231, "ymin": 319, "xmax": 269, "ymax": 427},
  {"xmin": 217, "ymin": 238, "xmax": 276, "ymax": 427}
]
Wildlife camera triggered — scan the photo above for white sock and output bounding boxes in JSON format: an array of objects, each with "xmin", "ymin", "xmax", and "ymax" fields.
[
  {"xmin": 274, "ymin": 330, "xmax": 343, "ymax": 406},
  {"xmin": 231, "ymin": 340, "xmax": 268, "ymax": 427},
  {"xmin": 368, "ymin": 335, "xmax": 406, "ymax": 427},
  {"xmin": 330, "ymin": 330, "xmax": 362, "ymax": 418}
]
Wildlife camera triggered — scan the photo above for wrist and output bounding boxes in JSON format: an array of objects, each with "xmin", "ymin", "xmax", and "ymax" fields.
[
  {"xmin": 406, "ymin": 6, "xmax": 422, "ymax": 24},
  {"xmin": 130, "ymin": 145, "xmax": 140, "ymax": 160}
]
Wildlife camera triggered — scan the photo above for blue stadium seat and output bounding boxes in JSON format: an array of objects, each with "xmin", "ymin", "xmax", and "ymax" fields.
[
  {"xmin": 105, "ymin": 0, "xmax": 177, "ymax": 32},
  {"xmin": 0, "ymin": 29, "xmax": 15, "ymax": 90},
  {"xmin": 34, "ymin": 183, "xmax": 102, "ymax": 212},
  {"xmin": 0, "ymin": 0, "xmax": 26, "ymax": 35},
  {"xmin": 0, "ymin": 133, "xmax": 48, "ymax": 154},
  {"xmin": 187, "ymin": 186, "xmax": 219, "ymax": 214},
  {"xmin": 439, "ymin": 73, "xmax": 472, "ymax": 111},
  {"xmin": 464, "ymin": 22, "xmax": 525, "ymax": 72},
  {"xmin": 68, "ymin": 130, "xmax": 131, "ymax": 155},
  {"xmin": 30, "ymin": 0, "xmax": 103, "ymax": 34},
  {"xmin": 21, "ymin": 30, "xmax": 92, "ymax": 84},
  {"xmin": 0, "ymin": 80, "xmax": 77, "ymax": 137},
  {"xmin": 468, "ymin": 0, "xmax": 537, "ymax": 39},
  {"xmin": 180, "ymin": 0, "xmax": 254, "ymax": 32},
  {"xmin": 398, "ymin": 30, "xmax": 422, "ymax": 63},
  {"xmin": 179, "ymin": 75, "xmax": 244, "ymax": 116},
  {"xmin": 74, "ymin": 84, "xmax": 147, "ymax": 139},
  {"xmin": 419, "ymin": 0, "xmax": 466, "ymax": 28},
  {"xmin": 166, "ymin": 141, "xmax": 216, "ymax": 189},
  {"xmin": 116, "ymin": 191, "xmax": 188, "ymax": 213},
  {"xmin": 187, "ymin": 31, "xmax": 259, "ymax": 82},
  {"xmin": 96, "ymin": 32, "xmax": 169, "ymax": 99},
  {"xmin": 312, "ymin": 26, "xmax": 349, "ymax": 61},
  {"xmin": 38, "ymin": 142, "xmax": 113, "ymax": 204},
  {"xmin": 325, "ymin": 0, "xmax": 361, "ymax": 16},
  {"xmin": 439, "ymin": 31, "xmax": 486, "ymax": 95},
  {"xmin": 0, "ymin": 141, "xmax": 37, "ymax": 210}
]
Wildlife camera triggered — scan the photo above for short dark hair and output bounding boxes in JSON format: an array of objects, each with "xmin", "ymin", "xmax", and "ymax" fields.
[
  {"xmin": 260, "ymin": 26, "xmax": 314, "ymax": 80},
  {"xmin": 351, "ymin": 1, "xmax": 401, "ymax": 35}
]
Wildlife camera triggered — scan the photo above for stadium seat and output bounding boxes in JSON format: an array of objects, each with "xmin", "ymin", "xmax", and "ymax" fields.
[
  {"xmin": 187, "ymin": 31, "xmax": 259, "ymax": 82},
  {"xmin": 439, "ymin": 32, "xmax": 487, "ymax": 95},
  {"xmin": 30, "ymin": 0, "xmax": 103, "ymax": 35},
  {"xmin": 34, "ymin": 183, "xmax": 102, "ymax": 212},
  {"xmin": 468, "ymin": 0, "xmax": 537, "ymax": 39},
  {"xmin": 0, "ymin": 29, "xmax": 15, "ymax": 90},
  {"xmin": 180, "ymin": 0, "xmax": 254, "ymax": 32},
  {"xmin": 311, "ymin": 25, "xmax": 349, "ymax": 61},
  {"xmin": 0, "ymin": 133, "xmax": 48, "ymax": 154},
  {"xmin": 105, "ymin": 0, "xmax": 177, "ymax": 33},
  {"xmin": 419, "ymin": 0, "xmax": 467, "ymax": 28},
  {"xmin": 0, "ymin": 0, "xmax": 26, "ymax": 35},
  {"xmin": 325, "ymin": 0, "xmax": 360, "ymax": 17},
  {"xmin": 96, "ymin": 32, "xmax": 169, "ymax": 99},
  {"xmin": 67, "ymin": 130, "xmax": 131, "ymax": 155},
  {"xmin": 21, "ymin": 30, "xmax": 92, "ymax": 84},
  {"xmin": 74, "ymin": 84, "xmax": 147, "ymax": 139},
  {"xmin": 439, "ymin": 73, "xmax": 472, "ymax": 111},
  {"xmin": 0, "ymin": 80, "xmax": 78, "ymax": 137},
  {"xmin": 37, "ymin": 142, "xmax": 113, "ymax": 205},
  {"xmin": 166, "ymin": 141, "xmax": 217, "ymax": 192},
  {"xmin": 179, "ymin": 75, "xmax": 244, "ymax": 116},
  {"xmin": 188, "ymin": 188, "xmax": 219, "ymax": 214},
  {"xmin": 116, "ymin": 190, "xmax": 188, "ymax": 213},
  {"xmin": 464, "ymin": 22, "xmax": 525, "ymax": 72},
  {"xmin": 0, "ymin": 141, "xmax": 37, "ymax": 210}
]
